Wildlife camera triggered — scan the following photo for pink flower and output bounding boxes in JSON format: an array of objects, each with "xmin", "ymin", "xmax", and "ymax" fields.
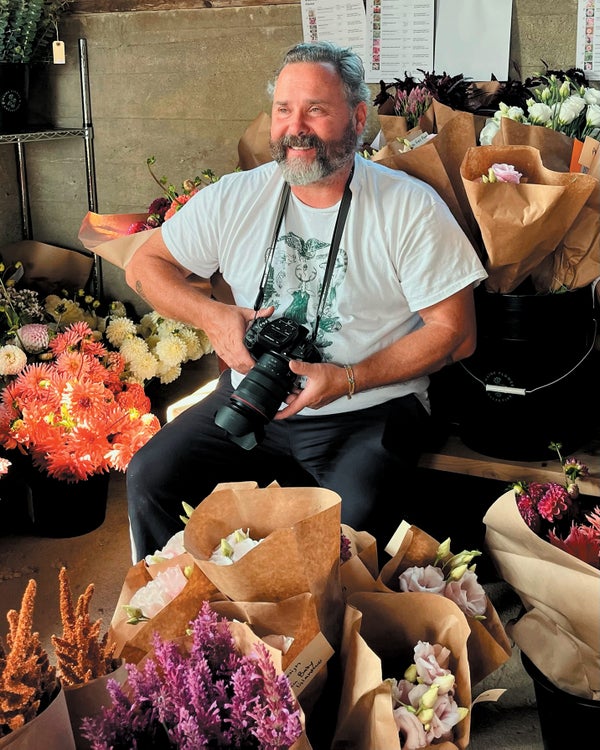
[
  {"xmin": 398, "ymin": 564, "xmax": 446, "ymax": 594},
  {"xmin": 16, "ymin": 323, "xmax": 50, "ymax": 353},
  {"xmin": 548, "ymin": 523, "xmax": 600, "ymax": 568},
  {"xmin": 0, "ymin": 457, "xmax": 11, "ymax": 476},
  {"xmin": 482, "ymin": 163, "xmax": 523, "ymax": 183},
  {"xmin": 537, "ymin": 483, "xmax": 572, "ymax": 522},
  {"xmin": 516, "ymin": 493, "xmax": 541, "ymax": 532},
  {"xmin": 444, "ymin": 569, "xmax": 487, "ymax": 618},
  {"xmin": 413, "ymin": 641, "xmax": 451, "ymax": 683},
  {"xmin": 393, "ymin": 706, "xmax": 428, "ymax": 749}
]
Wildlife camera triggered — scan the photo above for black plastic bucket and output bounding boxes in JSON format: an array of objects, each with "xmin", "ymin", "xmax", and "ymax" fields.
[
  {"xmin": 455, "ymin": 284, "xmax": 599, "ymax": 461},
  {"xmin": 0, "ymin": 63, "xmax": 29, "ymax": 132},
  {"xmin": 521, "ymin": 652, "xmax": 599, "ymax": 750}
]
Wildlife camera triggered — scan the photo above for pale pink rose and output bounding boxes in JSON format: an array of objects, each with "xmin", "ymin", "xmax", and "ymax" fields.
[
  {"xmin": 444, "ymin": 569, "xmax": 487, "ymax": 617},
  {"xmin": 145, "ymin": 529, "xmax": 186, "ymax": 565},
  {"xmin": 393, "ymin": 705, "xmax": 428, "ymax": 750},
  {"xmin": 0, "ymin": 457, "xmax": 11, "ymax": 476},
  {"xmin": 128, "ymin": 564, "xmax": 188, "ymax": 618},
  {"xmin": 398, "ymin": 564, "xmax": 446, "ymax": 594}
]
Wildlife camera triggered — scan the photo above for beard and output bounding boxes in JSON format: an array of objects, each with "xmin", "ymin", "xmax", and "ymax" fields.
[{"xmin": 269, "ymin": 119, "xmax": 358, "ymax": 186}]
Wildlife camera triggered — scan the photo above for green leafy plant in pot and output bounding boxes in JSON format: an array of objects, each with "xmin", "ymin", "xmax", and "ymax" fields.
[{"xmin": 0, "ymin": 1, "xmax": 75, "ymax": 131}]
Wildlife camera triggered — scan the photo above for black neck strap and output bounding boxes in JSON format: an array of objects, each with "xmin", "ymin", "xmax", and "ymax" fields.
[{"xmin": 252, "ymin": 164, "xmax": 354, "ymax": 342}]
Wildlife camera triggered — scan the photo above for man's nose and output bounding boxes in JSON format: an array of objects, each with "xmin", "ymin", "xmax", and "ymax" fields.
[{"xmin": 287, "ymin": 111, "xmax": 310, "ymax": 136}]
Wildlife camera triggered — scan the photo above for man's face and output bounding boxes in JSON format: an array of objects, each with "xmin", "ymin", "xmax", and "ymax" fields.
[{"xmin": 269, "ymin": 61, "xmax": 364, "ymax": 185}]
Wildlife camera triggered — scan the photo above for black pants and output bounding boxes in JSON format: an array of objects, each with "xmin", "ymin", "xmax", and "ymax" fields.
[{"xmin": 127, "ymin": 371, "xmax": 432, "ymax": 562}]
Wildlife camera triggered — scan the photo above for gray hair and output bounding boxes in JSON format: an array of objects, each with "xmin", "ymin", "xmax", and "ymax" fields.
[{"xmin": 269, "ymin": 41, "xmax": 371, "ymax": 110}]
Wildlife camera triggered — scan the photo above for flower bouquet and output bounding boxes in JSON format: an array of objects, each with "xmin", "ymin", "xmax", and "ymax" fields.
[
  {"xmin": 0, "ymin": 321, "xmax": 161, "ymax": 483},
  {"xmin": 483, "ymin": 448, "xmax": 600, "ymax": 701},
  {"xmin": 81, "ymin": 601, "xmax": 311, "ymax": 749},
  {"xmin": 331, "ymin": 591, "xmax": 472, "ymax": 750},
  {"xmin": 182, "ymin": 481, "xmax": 344, "ymax": 649},
  {"xmin": 376, "ymin": 523, "xmax": 511, "ymax": 687},
  {"xmin": 0, "ymin": 579, "xmax": 75, "ymax": 749}
]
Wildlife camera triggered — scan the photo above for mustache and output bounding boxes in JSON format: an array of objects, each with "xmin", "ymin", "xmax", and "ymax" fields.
[{"xmin": 279, "ymin": 134, "xmax": 323, "ymax": 149}]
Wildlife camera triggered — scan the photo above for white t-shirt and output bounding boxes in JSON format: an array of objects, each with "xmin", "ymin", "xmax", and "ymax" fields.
[{"xmin": 162, "ymin": 155, "xmax": 488, "ymax": 415}]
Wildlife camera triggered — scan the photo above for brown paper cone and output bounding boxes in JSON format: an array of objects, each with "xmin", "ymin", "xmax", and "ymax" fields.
[
  {"xmin": 483, "ymin": 489, "xmax": 600, "ymax": 700},
  {"xmin": 0, "ymin": 240, "xmax": 94, "ymax": 293},
  {"xmin": 63, "ymin": 662, "xmax": 128, "ymax": 750},
  {"xmin": 492, "ymin": 117, "xmax": 574, "ymax": 173},
  {"xmin": 237, "ymin": 111, "xmax": 273, "ymax": 170},
  {"xmin": 183, "ymin": 482, "xmax": 344, "ymax": 647},
  {"xmin": 332, "ymin": 592, "xmax": 472, "ymax": 750},
  {"xmin": 460, "ymin": 145, "xmax": 597, "ymax": 292},
  {"xmin": 77, "ymin": 212, "xmax": 156, "ymax": 269},
  {"xmin": 0, "ymin": 687, "xmax": 76, "ymax": 749},
  {"xmin": 378, "ymin": 522, "xmax": 512, "ymax": 685},
  {"xmin": 339, "ymin": 524, "xmax": 380, "ymax": 598}
]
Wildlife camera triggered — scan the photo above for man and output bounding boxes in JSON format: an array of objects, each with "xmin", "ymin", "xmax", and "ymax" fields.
[{"xmin": 125, "ymin": 41, "xmax": 487, "ymax": 562}]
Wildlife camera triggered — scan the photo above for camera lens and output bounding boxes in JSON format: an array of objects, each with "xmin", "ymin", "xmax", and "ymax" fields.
[{"xmin": 214, "ymin": 352, "xmax": 296, "ymax": 450}]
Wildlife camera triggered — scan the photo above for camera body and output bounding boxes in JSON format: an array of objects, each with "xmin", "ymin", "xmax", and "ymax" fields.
[
  {"xmin": 244, "ymin": 316, "xmax": 322, "ymax": 364},
  {"xmin": 214, "ymin": 317, "xmax": 322, "ymax": 450}
]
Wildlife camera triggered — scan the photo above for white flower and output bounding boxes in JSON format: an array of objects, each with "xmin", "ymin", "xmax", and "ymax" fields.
[
  {"xmin": 209, "ymin": 528, "xmax": 263, "ymax": 565},
  {"xmin": 499, "ymin": 102, "xmax": 525, "ymax": 121},
  {"xmin": 0, "ymin": 344, "xmax": 27, "ymax": 376},
  {"xmin": 105, "ymin": 315, "xmax": 138, "ymax": 347},
  {"xmin": 526, "ymin": 101, "xmax": 553, "ymax": 126},
  {"xmin": 154, "ymin": 334, "xmax": 188, "ymax": 368},
  {"xmin": 586, "ymin": 103, "xmax": 600, "ymax": 129},
  {"xmin": 479, "ymin": 117, "xmax": 501, "ymax": 145},
  {"xmin": 583, "ymin": 87, "xmax": 600, "ymax": 106},
  {"xmin": 558, "ymin": 95, "xmax": 586, "ymax": 125}
]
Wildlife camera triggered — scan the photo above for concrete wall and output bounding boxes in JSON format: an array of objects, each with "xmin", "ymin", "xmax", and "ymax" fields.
[{"xmin": 0, "ymin": 1, "xmax": 585, "ymax": 305}]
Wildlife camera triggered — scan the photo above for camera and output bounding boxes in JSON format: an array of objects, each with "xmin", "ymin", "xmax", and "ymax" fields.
[{"xmin": 214, "ymin": 317, "xmax": 322, "ymax": 450}]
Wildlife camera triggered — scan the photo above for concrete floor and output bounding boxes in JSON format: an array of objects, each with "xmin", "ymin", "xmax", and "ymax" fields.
[{"xmin": 0, "ymin": 354, "xmax": 547, "ymax": 748}]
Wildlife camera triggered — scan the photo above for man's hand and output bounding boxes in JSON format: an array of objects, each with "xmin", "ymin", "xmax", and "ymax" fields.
[
  {"xmin": 274, "ymin": 359, "xmax": 350, "ymax": 419},
  {"xmin": 206, "ymin": 305, "xmax": 275, "ymax": 374}
]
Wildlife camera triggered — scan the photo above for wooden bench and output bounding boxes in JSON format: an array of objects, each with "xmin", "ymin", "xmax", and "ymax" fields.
[{"xmin": 418, "ymin": 434, "xmax": 600, "ymax": 497}]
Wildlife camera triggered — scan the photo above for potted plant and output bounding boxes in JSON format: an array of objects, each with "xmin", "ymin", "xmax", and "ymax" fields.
[{"xmin": 0, "ymin": 1, "xmax": 75, "ymax": 130}]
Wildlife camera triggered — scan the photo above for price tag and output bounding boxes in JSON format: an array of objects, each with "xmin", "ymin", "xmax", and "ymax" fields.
[{"xmin": 53, "ymin": 41, "xmax": 66, "ymax": 64}]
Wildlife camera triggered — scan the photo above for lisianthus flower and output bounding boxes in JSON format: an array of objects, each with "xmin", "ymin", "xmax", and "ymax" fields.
[
  {"xmin": 210, "ymin": 528, "xmax": 263, "ymax": 565},
  {"xmin": 399, "ymin": 564, "xmax": 446, "ymax": 594},
  {"xmin": 125, "ymin": 564, "xmax": 189, "ymax": 622},
  {"xmin": 0, "ymin": 456, "xmax": 11, "ymax": 476},
  {"xmin": 481, "ymin": 163, "xmax": 522, "ymax": 183},
  {"xmin": 444, "ymin": 569, "xmax": 487, "ymax": 618}
]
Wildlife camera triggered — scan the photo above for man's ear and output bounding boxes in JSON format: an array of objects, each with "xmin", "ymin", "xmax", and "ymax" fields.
[{"xmin": 354, "ymin": 101, "xmax": 368, "ymax": 136}]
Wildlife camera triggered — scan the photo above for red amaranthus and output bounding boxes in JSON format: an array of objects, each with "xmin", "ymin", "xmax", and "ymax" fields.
[{"xmin": 0, "ymin": 321, "xmax": 161, "ymax": 482}]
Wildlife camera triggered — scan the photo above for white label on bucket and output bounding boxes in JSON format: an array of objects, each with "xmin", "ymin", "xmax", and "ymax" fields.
[{"xmin": 486, "ymin": 384, "xmax": 527, "ymax": 396}]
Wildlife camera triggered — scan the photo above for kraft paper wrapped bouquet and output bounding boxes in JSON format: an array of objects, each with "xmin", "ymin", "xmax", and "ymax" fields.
[
  {"xmin": 182, "ymin": 481, "xmax": 345, "ymax": 650},
  {"xmin": 331, "ymin": 591, "xmax": 472, "ymax": 750},
  {"xmin": 483, "ymin": 451, "xmax": 600, "ymax": 701},
  {"xmin": 376, "ymin": 523, "xmax": 512, "ymax": 687}
]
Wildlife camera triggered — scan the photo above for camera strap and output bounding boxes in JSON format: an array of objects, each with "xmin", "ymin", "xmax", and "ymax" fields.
[{"xmin": 252, "ymin": 163, "xmax": 354, "ymax": 343}]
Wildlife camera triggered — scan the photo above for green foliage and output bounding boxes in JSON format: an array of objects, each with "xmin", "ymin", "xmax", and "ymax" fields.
[{"xmin": 0, "ymin": 0, "xmax": 75, "ymax": 64}]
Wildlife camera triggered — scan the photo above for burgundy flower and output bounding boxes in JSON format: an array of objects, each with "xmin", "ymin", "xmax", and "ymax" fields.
[{"xmin": 516, "ymin": 494, "xmax": 541, "ymax": 532}]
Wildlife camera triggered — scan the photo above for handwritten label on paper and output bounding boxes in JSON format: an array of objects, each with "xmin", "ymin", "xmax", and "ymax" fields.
[{"xmin": 285, "ymin": 632, "xmax": 334, "ymax": 695}]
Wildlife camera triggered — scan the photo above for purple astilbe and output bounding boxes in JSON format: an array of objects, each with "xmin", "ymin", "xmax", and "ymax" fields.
[{"xmin": 80, "ymin": 601, "xmax": 302, "ymax": 749}]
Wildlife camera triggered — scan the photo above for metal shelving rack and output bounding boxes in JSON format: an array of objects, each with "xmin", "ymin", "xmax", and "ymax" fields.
[{"xmin": 0, "ymin": 39, "xmax": 102, "ymax": 297}]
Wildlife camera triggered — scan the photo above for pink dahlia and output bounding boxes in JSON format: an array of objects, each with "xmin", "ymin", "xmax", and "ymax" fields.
[
  {"xmin": 536, "ymin": 483, "xmax": 572, "ymax": 523},
  {"xmin": 17, "ymin": 323, "xmax": 50, "ymax": 353}
]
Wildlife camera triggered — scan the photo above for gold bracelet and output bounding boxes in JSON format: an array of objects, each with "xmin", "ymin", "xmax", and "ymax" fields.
[{"xmin": 343, "ymin": 364, "xmax": 355, "ymax": 399}]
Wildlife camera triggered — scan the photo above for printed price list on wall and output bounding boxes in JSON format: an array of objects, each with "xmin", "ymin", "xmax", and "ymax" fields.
[{"xmin": 577, "ymin": 0, "xmax": 599, "ymax": 79}]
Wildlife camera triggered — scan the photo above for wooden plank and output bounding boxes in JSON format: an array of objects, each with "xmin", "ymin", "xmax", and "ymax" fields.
[
  {"xmin": 73, "ymin": 0, "xmax": 299, "ymax": 13},
  {"xmin": 418, "ymin": 434, "xmax": 600, "ymax": 497}
]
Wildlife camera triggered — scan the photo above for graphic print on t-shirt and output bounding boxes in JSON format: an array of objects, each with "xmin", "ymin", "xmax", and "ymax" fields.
[{"xmin": 262, "ymin": 231, "xmax": 348, "ymax": 360}]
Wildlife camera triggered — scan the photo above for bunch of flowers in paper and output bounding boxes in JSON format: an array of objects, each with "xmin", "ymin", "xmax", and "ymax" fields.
[
  {"xmin": 0, "ymin": 321, "xmax": 161, "ymax": 481},
  {"xmin": 510, "ymin": 442, "xmax": 599, "ymax": 568},
  {"xmin": 126, "ymin": 156, "xmax": 220, "ymax": 234},
  {"xmin": 80, "ymin": 601, "xmax": 303, "ymax": 749},
  {"xmin": 388, "ymin": 640, "xmax": 469, "ymax": 750},
  {"xmin": 480, "ymin": 72, "xmax": 600, "ymax": 144},
  {"xmin": 398, "ymin": 537, "xmax": 487, "ymax": 619},
  {"xmin": 209, "ymin": 528, "xmax": 264, "ymax": 565}
]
